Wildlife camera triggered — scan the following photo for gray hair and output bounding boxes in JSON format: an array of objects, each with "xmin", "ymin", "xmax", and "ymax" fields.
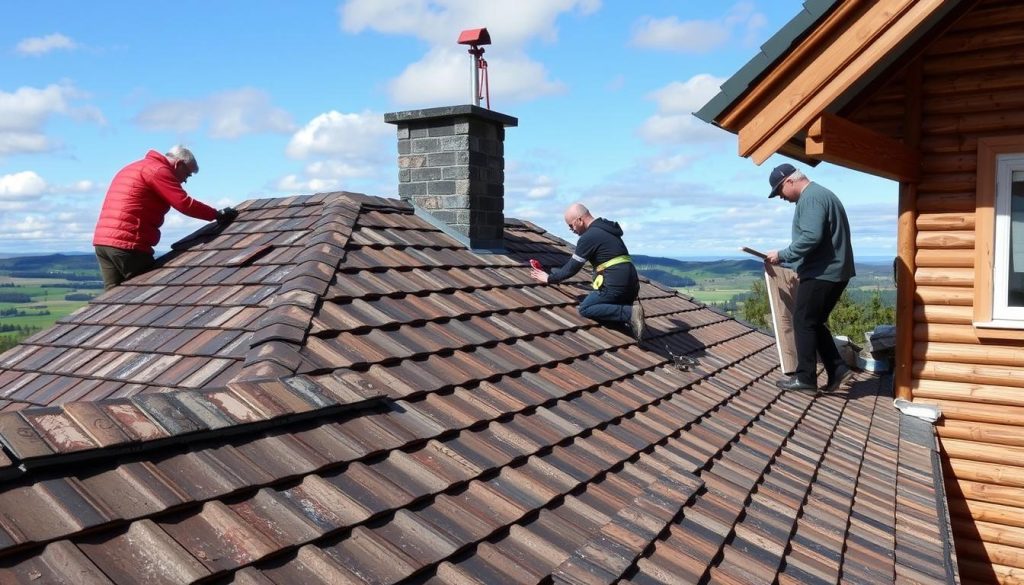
[
  {"xmin": 166, "ymin": 145, "xmax": 198, "ymax": 174},
  {"xmin": 789, "ymin": 170, "xmax": 807, "ymax": 182}
]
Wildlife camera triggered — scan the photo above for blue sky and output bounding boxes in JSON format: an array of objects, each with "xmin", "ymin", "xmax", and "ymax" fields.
[{"xmin": 1, "ymin": 0, "xmax": 897, "ymax": 259}]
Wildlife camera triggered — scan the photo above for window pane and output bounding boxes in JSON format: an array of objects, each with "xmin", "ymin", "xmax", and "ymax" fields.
[{"xmin": 1010, "ymin": 171, "xmax": 1024, "ymax": 307}]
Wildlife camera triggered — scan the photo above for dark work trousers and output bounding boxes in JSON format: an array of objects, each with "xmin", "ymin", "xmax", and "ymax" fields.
[
  {"xmin": 578, "ymin": 281, "xmax": 639, "ymax": 325},
  {"xmin": 95, "ymin": 245, "xmax": 155, "ymax": 290},
  {"xmin": 792, "ymin": 277, "xmax": 849, "ymax": 385}
]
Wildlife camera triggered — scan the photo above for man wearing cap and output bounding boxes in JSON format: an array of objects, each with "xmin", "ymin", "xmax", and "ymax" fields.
[
  {"xmin": 93, "ymin": 145, "xmax": 238, "ymax": 289},
  {"xmin": 765, "ymin": 163, "xmax": 855, "ymax": 392}
]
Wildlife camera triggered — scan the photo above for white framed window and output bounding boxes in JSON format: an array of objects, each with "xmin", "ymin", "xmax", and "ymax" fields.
[{"xmin": 992, "ymin": 155, "xmax": 1024, "ymax": 322}]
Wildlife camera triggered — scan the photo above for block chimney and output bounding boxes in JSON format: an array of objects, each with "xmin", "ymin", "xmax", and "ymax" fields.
[{"xmin": 384, "ymin": 105, "xmax": 517, "ymax": 251}]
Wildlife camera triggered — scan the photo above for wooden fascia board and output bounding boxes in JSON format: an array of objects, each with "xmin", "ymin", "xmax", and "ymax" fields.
[
  {"xmin": 719, "ymin": 0, "xmax": 870, "ymax": 131},
  {"xmin": 805, "ymin": 113, "xmax": 920, "ymax": 181},
  {"xmin": 737, "ymin": 0, "xmax": 946, "ymax": 165}
]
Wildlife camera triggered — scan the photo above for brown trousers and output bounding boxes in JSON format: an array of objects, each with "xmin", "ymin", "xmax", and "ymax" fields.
[{"xmin": 95, "ymin": 245, "xmax": 154, "ymax": 290}]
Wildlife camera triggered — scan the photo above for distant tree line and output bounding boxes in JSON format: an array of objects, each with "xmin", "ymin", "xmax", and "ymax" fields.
[
  {"xmin": 742, "ymin": 279, "xmax": 894, "ymax": 343},
  {"xmin": 0, "ymin": 292, "xmax": 32, "ymax": 303},
  {"xmin": 637, "ymin": 269, "xmax": 697, "ymax": 288},
  {"xmin": 7, "ymin": 271, "xmax": 99, "ymax": 281}
]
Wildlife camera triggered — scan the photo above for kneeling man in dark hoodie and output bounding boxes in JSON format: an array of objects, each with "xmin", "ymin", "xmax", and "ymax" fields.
[{"xmin": 530, "ymin": 202, "xmax": 646, "ymax": 340}]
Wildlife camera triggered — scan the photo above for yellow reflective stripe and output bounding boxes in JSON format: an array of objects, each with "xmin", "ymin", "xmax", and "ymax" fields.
[{"xmin": 595, "ymin": 254, "xmax": 632, "ymax": 273}]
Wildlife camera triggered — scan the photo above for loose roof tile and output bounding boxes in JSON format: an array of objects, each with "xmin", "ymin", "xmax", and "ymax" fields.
[{"xmin": 0, "ymin": 191, "xmax": 952, "ymax": 583}]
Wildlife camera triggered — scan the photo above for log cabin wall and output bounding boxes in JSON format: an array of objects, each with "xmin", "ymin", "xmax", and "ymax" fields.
[{"xmin": 849, "ymin": 1, "xmax": 1024, "ymax": 582}]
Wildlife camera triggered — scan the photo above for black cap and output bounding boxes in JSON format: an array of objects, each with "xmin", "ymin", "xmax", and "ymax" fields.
[{"xmin": 768, "ymin": 163, "xmax": 796, "ymax": 198}]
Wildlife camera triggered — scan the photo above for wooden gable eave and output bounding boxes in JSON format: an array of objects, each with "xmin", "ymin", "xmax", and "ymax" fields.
[
  {"xmin": 719, "ymin": 0, "xmax": 968, "ymax": 174},
  {"xmin": 806, "ymin": 112, "xmax": 921, "ymax": 181}
]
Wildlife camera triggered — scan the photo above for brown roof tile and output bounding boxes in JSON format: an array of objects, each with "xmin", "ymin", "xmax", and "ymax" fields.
[{"xmin": 0, "ymin": 192, "xmax": 953, "ymax": 584}]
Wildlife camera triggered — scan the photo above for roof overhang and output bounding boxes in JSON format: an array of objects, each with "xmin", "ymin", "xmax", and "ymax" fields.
[{"xmin": 696, "ymin": 0, "xmax": 971, "ymax": 181}]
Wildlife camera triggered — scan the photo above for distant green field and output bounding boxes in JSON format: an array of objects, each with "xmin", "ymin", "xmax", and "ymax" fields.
[
  {"xmin": 676, "ymin": 288, "xmax": 748, "ymax": 303},
  {"xmin": 0, "ymin": 272, "xmax": 98, "ymax": 351}
]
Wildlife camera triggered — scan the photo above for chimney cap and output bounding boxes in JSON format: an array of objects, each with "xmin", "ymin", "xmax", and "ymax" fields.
[{"xmin": 457, "ymin": 28, "xmax": 490, "ymax": 46}]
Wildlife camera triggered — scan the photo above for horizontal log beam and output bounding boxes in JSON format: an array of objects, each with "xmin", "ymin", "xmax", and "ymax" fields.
[
  {"xmin": 915, "ymin": 341, "xmax": 1024, "ymax": 366},
  {"xmin": 941, "ymin": 437, "xmax": 1024, "ymax": 467},
  {"xmin": 916, "ymin": 230, "xmax": 976, "ymax": 249},
  {"xmin": 804, "ymin": 113, "xmax": 921, "ymax": 181},
  {"xmin": 916, "ymin": 248, "xmax": 973, "ymax": 267},
  {"xmin": 953, "ymin": 477, "xmax": 1024, "ymax": 508},
  {"xmin": 953, "ymin": 533, "xmax": 1024, "ymax": 570},
  {"xmin": 915, "ymin": 303, "xmax": 973, "ymax": 324},
  {"xmin": 949, "ymin": 497, "xmax": 1024, "ymax": 529},
  {"xmin": 947, "ymin": 457, "xmax": 1024, "ymax": 489},
  {"xmin": 915, "ymin": 285, "xmax": 974, "ymax": 306},
  {"xmin": 939, "ymin": 418, "xmax": 1024, "ymax": 448},
  {"xmin": 916, "ymin": 211, "xmax": 976, "ymax": 230},
  {"xmin": 924, "ymin": 397, "xmax": 1024, "ymax": 426},
  {"xmin": 916, "ymin": 266, "xmax": 974, "ymax": 286},
  {"xmin": 916, "ymin": 359, "xmax": 1024, "ymax": 386}
]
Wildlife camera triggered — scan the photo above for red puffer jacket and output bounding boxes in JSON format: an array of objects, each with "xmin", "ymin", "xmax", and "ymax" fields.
[{"xmin": 93, "ymin": 150, "xmax": 217, "ymax": 254}]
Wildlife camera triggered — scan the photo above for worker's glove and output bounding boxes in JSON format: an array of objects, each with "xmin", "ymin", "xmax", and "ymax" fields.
[{"xmin": 216, "ymin": 207, "xmax": 238, "ymax": 225}]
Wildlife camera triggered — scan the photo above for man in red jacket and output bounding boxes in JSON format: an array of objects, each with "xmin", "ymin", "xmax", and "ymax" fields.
[{"xmin": 93, "ymin": 146, "xmax": 237, "ymax": 289}]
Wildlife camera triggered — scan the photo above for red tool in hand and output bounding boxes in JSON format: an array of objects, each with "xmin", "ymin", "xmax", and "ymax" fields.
[{"xmin": 529, "ymin": 259, "xmax": 543, "ymax": 270}]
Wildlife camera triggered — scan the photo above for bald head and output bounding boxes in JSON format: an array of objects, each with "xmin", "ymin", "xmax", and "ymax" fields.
[{"xmin": 564, "ymin": 202, "xmax": 594, "ymax": 235}]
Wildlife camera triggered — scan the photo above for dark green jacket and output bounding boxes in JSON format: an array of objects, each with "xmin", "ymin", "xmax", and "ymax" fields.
[{"xmin": 778, "ymin": 182, "xmax": 855, "ymax": 282}]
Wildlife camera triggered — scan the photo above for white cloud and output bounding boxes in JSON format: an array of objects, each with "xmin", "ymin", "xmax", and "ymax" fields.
[
  {"xmin": 277, "ymin": 110, "xmax": 394, "ymax": 194},
  {"xmin": 134, "ymin": 88, "xmax": 295, "ymax": 139},
  {"xmin": 0, "ymin": 171, "xmax": 47, "ymax": 199},
  {"xmin": 15, "ymin": 33, "xmax": 78, "ymax": 56},
  {"xmin": 630, "ymin": 2, "xmax": 766, "ymax": 53},
  {"xmin": 286, "ymin": 110, "xmax": 391, "ymax": 159},
  {"xmin": 274, "ymin": 174, "xmax": 345, "ymax": 193},
  {"xmin": 647, "ymin": 154, "xmax": 693, "ymax": 174},
  {"xmin": 339, "ymin": 0, "xmax": 597, "ymax": 105},
  {"xmin": 341, "ymin": 0, "xmax": 599, "ymax": 45},
  {"xmin": 638, "ymin": 74, "xmax": 729, "ymax": 145},
  {"xmin": 388, "ymin": 47, "xmax": 565, "ymax": 106},
  {"xmin": 0, "ymin": 83, "xmax": 104, "ymax": 155}
]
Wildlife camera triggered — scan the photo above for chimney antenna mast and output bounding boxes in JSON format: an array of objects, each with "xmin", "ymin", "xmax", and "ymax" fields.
[{"xmin": 457, "ymin": 28, "xmax": 491, "ymax": 109}]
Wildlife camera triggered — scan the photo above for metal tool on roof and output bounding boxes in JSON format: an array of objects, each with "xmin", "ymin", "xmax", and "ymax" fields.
[{"xmin": 665, "ymin": 346, "xmax": 699, "ymax": 371}]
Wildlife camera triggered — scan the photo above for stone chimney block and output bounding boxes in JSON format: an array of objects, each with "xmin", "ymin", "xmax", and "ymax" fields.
[{"xmin": 385, "ymin": 105, "xmax": 517, "ymax": 251}]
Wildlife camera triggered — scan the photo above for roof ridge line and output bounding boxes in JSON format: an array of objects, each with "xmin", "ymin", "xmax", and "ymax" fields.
[{"xmin": 234, "ymin": 196, "xmax": 365, "ymax": 382}]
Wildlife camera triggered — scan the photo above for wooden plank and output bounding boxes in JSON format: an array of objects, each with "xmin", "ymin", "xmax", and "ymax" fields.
[
  {"xmin": 896, "ymin": 58, "xmax": 922, "ymax": 404},
  {"xmin": 942, "ymin": 437, "xmax": 1024, "ymax": 467},
  {"xmin": 916, "ymin": 359, "xmax": 1024, "ymax": 386},
  {"xmin": 915, "ymin": 248, "xmax": 973, "ymax": 267},
  {"xmin": 916, "ymin": 211, "xmax": 976, "ymax": 230},
  {"xmin": 741, "ymin": 0, "xmax": 945, "ymax": 163},
  {"xmin": 923, "ymin": 397, "xmax": 1024, "ymax": 426},
  {"xmin": 915, "ymin": 266, "xmax": 974, "ymax": 286},
  {"xmin": 946, "ymin": 457, "xmax": 1024, "ymax": 489},
  {"xmin": 957, "ymin": 559, "xmax": 1024, "ymax": 585},
  {"xmin": 949, "ymin": 496, "xmax": 1024, "ymax": 529},
  {"xmin": 919, "ymin": 151, "xmax": 979, "ymax": 175},
  {"xmin": 953, "ymin": 533, "xmax": 1024, "ymax": 569},
  {"xmin": 916, "ymin": 173, "xmax": 976, "ymax": 194},
  {"xmin": 915, "ymin": 303, "xmax": 973, "ymax": 324},
  {"xmin": 951, "ymin": 517, "xmax": 1024, "ymax": 550},
  {"xmin": 914, "ymin": 322, "xmax": 981, "ymax": 343},
  {"xmin": 804, "ymin": 113, "xmax": 920, "ymax": 181},
  {"xmin": 938, "ymin": 418, "xmax": 1024, "ymax": 448},
  {"xmin": 719, "ymin": 0, "xmax": 871, "ymax": 129},
  {"xmin": 915, "ymin": 285, "xmax": 974, "ymax": 305},
  {"xmin": 916, "ymin": 191, "xmax": 977, "ymax": 213},
  {"xmin": 952, "ymin": 477, "xmax": 1024, "ymax": 508},
  {"xmin": 916, "ymin": 229, "xmax": 975, "ymax": 249},
  {"xmin": 915, "ymin": 341, "xmax": 1024, "ymax": 366}
]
